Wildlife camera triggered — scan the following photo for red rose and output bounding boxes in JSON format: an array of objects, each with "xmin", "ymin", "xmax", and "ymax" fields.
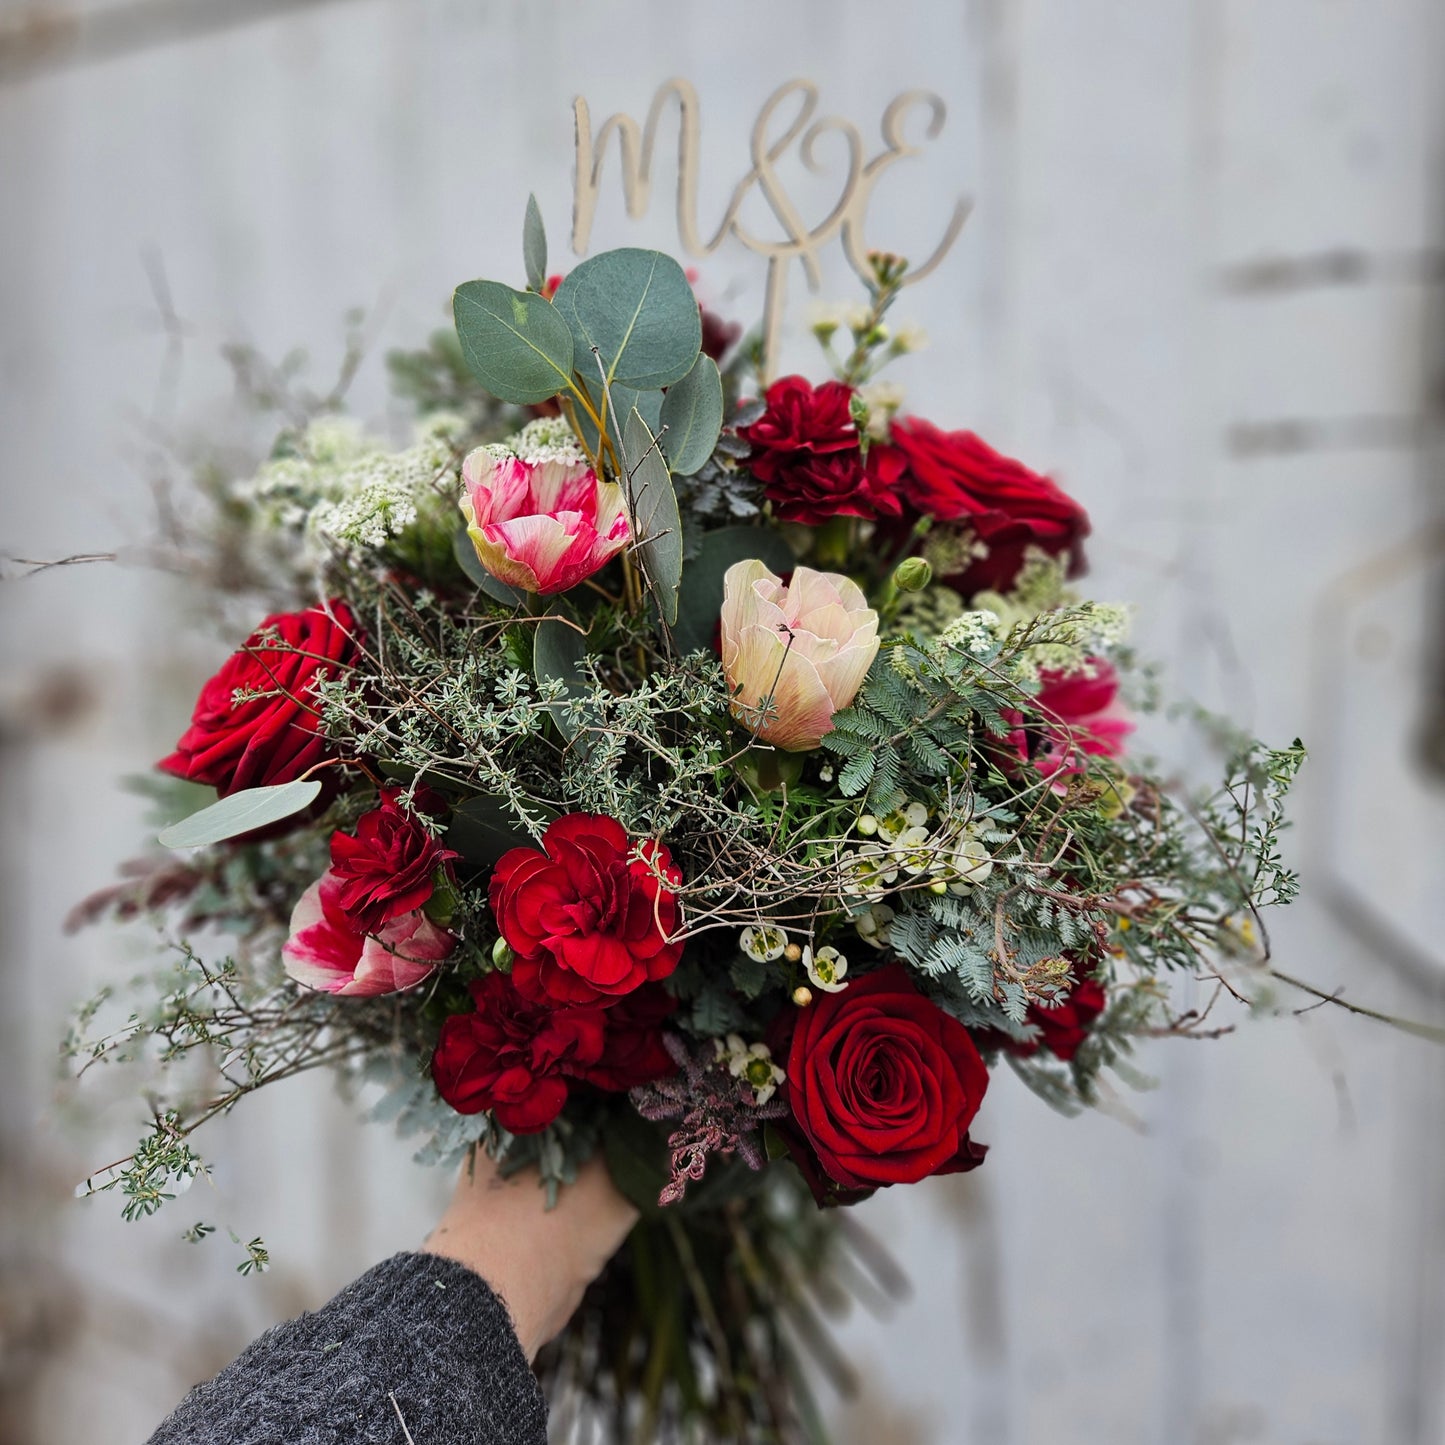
[
  {"xmin": 890, "ymin": 417, "xmax": 1090, "ymax": 594},
  {"xmin": 781, "ymin": 963, "xmax": 989, "ymax": 1194},
  {"xmin": 158, "ymin": 601, "xmax": 359, "ymax": 796},
  {"xmin": 431, "ymin": 972, "xmax": 607, "ymax": 1133},
  {"xmin": 328, "ymin": 789, "xmax": 458, "ymax": 934},
  {"xmin": 491, "ymin": 814, "xmax": 684, "ymax": 1007},
  {"xmin": 985, "ymin": 976, "xmax": 1108, "ymax": 1063},
  {"xmin": 430, "ymin": 974, "xmax": 677, "ymax": 1133},
  {"xmin": 741, "ymin": 376, "xmax": 904, "ymax": 525}
]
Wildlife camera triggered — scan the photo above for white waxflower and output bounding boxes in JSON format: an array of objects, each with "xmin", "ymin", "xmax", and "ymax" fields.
[
  {"xmin": 739, "ymin": 925, "xmax": 788, "ymax": 963},
  {"xmin": 944, "ymin": 832, "xmax": 994, "ymax": 892},
  {"xmin": 892, "ymin": 322, "xmax": 929, "ymax": 354},
  {"xmin": 716, "ymin": 1034, "xmax": 786, "ymax": 1104},
  {"xmin": 893, "ymin": 824, "xmax": 939, "ymax": 876},
  {"xmin": 843, "ymin": 302, "xmax": 873, "ymax": 332},
  {"xmin": 807, "ymin": 301, "xmax": 847, "ymax": 337},
  {"xmin": 841, "ymin": 841, "xmax": 899, "ymax": 900},
  {"xmin": 803, "ymin": 944, "xmax": 849, "ymax": 993},
  {"xmin": 853, "ymin": 902, "xmax": 896, "ymax": 948},
  {"xmin": 877, "ymin": 801, "xmax": 929, "ymax": 843},
  {"xmin": 855, "ymin": 380, "xmax": 905, "ymax": 440}
]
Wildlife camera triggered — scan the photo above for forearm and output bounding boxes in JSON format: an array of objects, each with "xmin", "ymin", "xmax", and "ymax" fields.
[{"xmin": 148, "ymin": 1252, "xmax": 547, "ymax": 1445}]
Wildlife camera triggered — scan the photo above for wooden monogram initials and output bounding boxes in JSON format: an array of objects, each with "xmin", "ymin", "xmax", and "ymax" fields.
[{"xmin": 572, "ymin": 78, "xmax": 970, "ymax": 380}]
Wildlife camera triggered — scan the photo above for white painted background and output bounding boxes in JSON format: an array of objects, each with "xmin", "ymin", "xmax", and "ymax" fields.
[{"xmin": 2, "ymin": 3, "xmax": 1444, "ymax": 1442}]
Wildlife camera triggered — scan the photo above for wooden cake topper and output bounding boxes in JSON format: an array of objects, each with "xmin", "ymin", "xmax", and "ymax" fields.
[{"xmin": 572, "ymin": 78, "xmax": 970, "ymax": 381}]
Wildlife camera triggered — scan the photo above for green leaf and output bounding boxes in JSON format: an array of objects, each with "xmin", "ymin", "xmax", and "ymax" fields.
[
  {"xmin": 447, "ymin": 794, "xmax": 541, "ymax": 865},
  {"xmin": 158, "ymin": 781, "xmax": 322, "ymax": 848},
  {"xmin": 622, "ymin": 408, "xmax": 684, "ymax": 627},
  {"xmin": 553, "ymin": 248, "xmax": 701, "ymax": 392},
  {"xmin": 671, "ymin": 524, "xmax": 796, "ymax": 655},
  {"xmin": 533, "ymin": 611, "xmax": 593, "ymax": 741},
  {"xmin": 603, "ymin": 1106, "xmax": 669, "ymax": 1216},
  {"xmin": 522, "ymin": 193, "xmax": 547, "ymax": 293},
  {"xmin": 452, "ymin": 526, "xmax": 525, "ymax": 607},
  {"xmin": 659, "ymin": 354, "xmax": 723, "ymax": 476},
  {"xmin": 452, "ymin": 279, "xmax": 575, "ymax": 404}
]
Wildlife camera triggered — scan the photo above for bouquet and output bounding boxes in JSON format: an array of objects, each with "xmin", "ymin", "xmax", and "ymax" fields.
[{"xmin": 69, "ymin": 200, "xmax": 1305, "ymax": 1441}]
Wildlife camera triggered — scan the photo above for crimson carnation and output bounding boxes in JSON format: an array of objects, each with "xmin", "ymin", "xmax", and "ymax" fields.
[
  {"xmin": 491, "ymin": 813, "xmax": 684, "ymax": 1007},
  {"xmin": 779, "ymin": 963, "xmax": 989, "ymax": 1198},
  {"xmin": 430, "ymin": 973, "xmax": 677, "ymax": 1133},
  {"xmin": 890, "ymin": 417, "xmax": 1090, "ymax": 594},
  {"xmin": 328, "ymin": 789, "xmax": 458, "ymax": 934},
  {"xmin": 158, "ymin": 601, "xmax": 359, "ymax": 796},
  {"xmin": 741, "ymin": 375, "xmax": 904, "ymax": 525},
  {"xmin": 431, "ymin": 972, "xmax": 608, "ymax": 1133}
]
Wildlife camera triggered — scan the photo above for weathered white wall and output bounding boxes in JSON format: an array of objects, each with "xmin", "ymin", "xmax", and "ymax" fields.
[{"xmin": 2, "ymin": 2, "xmax": 1443, "ymax": 1442}]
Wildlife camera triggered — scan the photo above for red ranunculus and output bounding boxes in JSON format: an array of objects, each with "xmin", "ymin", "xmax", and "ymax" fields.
[
  {"xmin": 1007, "ymin": 658, "xmax": 1134, "ymax": 781},
  {"xmin": 430, "ymin": 973, "xmax": 677, "ymax": 1133},
  {"xmin": 983, "ymin": 975, "xmax": 1108, "ymax": 1063},
  {"xmin": 158, "ymin": 601, "xmax": 359, "ymax": 796},
  {"xmin": 780, "ymin": 963, "xmax": 989, "ymax": 1197},
  {"xmin": 328, "ymin": 789, "xmax": 458, "ymax": 934},
  {"xmin": 890, "ymin": 417, "xmax": 1091, "ymax": 594},
  {"xmin": 431, "ymin": 972, "xmax": 607, "ymax": 1132},
  {"xmin": 491, "ymin": 814, "xmax": 684, "ymax": 1007},
  {"xmin": 741, "ymin": 376, "xmax": 905, "ymax": 525}
]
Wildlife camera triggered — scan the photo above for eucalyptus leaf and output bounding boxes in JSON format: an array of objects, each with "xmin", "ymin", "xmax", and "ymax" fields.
[
  {"xmin": 453, "ymin": 526, "xmax": 525, "ymax": 607},
  {"xmin": 453, "ymin": 279, "xmax": 574, "ymax": 404},
  {"xmin": 659, "ymin": 354, "xmax": 723, "ymax": 476},
  {"xmin": 158, "ymin": 780, "xmax": 323, "ymax": 849},
  {"xmin": 447, "ymin": 794, "xmax": 542, "ymax": 865},
  {"xmin": 622, "ymin": 408, "xmax": 684, "ymax": 627},
  {"xmin": 672, "ymin": 525, "xmax": 796, "ymax": 655},
  {"xmin": 553, "ymin": 249, "xmax": 700, "ymax": 392},
  {"xmin": 533, "ymin": 611, "xmax": 593, "ymax": 742},
  {"xmin": 522, "ymin": 193, "xmax": 547, "ymax": 293}
]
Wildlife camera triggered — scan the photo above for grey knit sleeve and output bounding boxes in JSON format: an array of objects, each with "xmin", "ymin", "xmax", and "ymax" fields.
[{"xmin": 147, "ymin": 1252, "xmax": 549, "ymax": 1445}]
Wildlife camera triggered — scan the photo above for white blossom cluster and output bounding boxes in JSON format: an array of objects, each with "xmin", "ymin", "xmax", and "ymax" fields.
[
  {"xmin": 840, "ymin": 800, "xmax": 994, "ymax": 908},
  {"xmin": 234, "ymin": 413, "xmax": 466, "ymax": 555}
]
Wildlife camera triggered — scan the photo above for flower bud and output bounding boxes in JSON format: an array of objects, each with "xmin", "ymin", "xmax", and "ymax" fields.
[
  {"xmin": 784, "ymin": 943, "xmax": 803, "ymax": 963},
  {"xmin": 892, "ymin": 556, "xmax": 933, "ymax": 593},
  {"xmin": 792, "ymin": 986, "xmax": 814, "ymax": 1007}
]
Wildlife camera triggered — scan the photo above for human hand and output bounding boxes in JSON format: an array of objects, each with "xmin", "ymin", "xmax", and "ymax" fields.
[{"xmin": 422, "ymin": 1151, "xmax": 638, "ymax": 1362}]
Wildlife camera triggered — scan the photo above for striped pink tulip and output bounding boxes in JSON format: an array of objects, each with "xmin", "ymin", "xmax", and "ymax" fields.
[{"xmin": 460, "ymin": 449, "xmax": 629, "ymax": 596}]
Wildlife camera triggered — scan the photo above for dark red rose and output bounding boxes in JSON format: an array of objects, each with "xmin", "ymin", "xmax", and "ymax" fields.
[
  {"xmin": 741, "ymin": 376, "xmax": 905, "ymax": 525},
  {"xmin": 431, "ymin": 972, "xmax": 607, "ymax": 1133},
  {"xmin": 699, "ymin": 302, "xmax": 742, "ymax": 364},
  {"xmin": 158, "ymin": 601, "xmax": 359, "ymax": 796},
  {"xmin": 982, "ymin": 976, "xmax": 1108, "ymax": 1064},
  {"xmin": 780, "ymin": 963, "xmax": 989, "ymax": 1194},
  {"xmin": 328, "ymin": 789, "xmax": 458, "ymax": 934},
  {"xmin": 491, "ymin": 814, "xmax": 684, "ymax": 1007},
  {"xmin": 890, "ymin": 417, "xmax": 1091, "ymax": 594}
]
